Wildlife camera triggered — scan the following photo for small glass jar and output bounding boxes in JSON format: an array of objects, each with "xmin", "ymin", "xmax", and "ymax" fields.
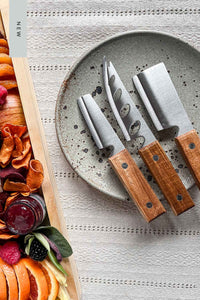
[{"xmin": 5, "ymin": 194, "xmax": 46, "ymax": 235}]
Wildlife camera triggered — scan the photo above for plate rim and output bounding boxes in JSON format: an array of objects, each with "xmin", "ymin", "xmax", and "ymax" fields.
[{"xmin": 55, "ymin": 29, "xmax": 199, "ymax": 201}]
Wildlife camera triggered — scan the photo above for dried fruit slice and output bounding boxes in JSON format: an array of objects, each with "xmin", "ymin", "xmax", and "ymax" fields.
[
  {"xmin": 40, "ymin": 262, "xmax": 59, "ymax": 300},
  {"xmin": 3, "ymin": 178, "xmax": 30, "ymax": 193},
  {"xmin": 0, "ymin": 126, "xmax": 14, "ymax": 166},
  {"xmin": 26, "ymin": 160, "xmax": 44, "ymax": 192},
  {"xmin": 0, "ymin": 39, "xmax": 9, "ymax": 48},
  {"xmin": 0, "ymin": 267, "xmax": 7, "ymax": 300},
  {"xmin": 0, "ymin": 80, "xmax": 17, "ymax": 89},
  {"xmin": 12, "ymin": 138, "xmax": 32, "ymax": 169},
  {"xmin": 0, "ymin": 91, "xmax": 26, "ymax": 128},
  {"xmin": 13, "ymin": 260, "xmax": 31, "ymax": 300},
  {"xmin": 0, "ymin": 47, "xmax": 9, "ymax": 54},
  {"xmin": 0, "ymin": 257, "xmax": 18, "ymax": 300},
  {"xmin": 0, "ymin": 232, "xmax": 19, "ymax": 239},
  {"xmin": 0, "ymin": 64, "xmax": 14, "ymax": 77},
  {"xmin": 21, "ymin": 258, "xmax": 48, "ymax": 300},
  {"xmin": 0, "ymin": 54, "xmax": 13, "ymax": 65}
]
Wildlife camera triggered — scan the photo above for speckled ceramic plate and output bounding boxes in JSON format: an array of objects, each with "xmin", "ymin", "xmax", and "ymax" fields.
[{"xmin": 55, "ymin": 31, "xmax": 200, "ymax": 201}]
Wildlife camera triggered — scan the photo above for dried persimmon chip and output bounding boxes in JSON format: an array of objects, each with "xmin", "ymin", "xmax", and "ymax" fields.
[
  {"xmin": 3, "ymin": 179, "xmax": 30, "ymax": 193},
  {"xmin": 0, "ymin": 127, "xmax": 14, "ymax": 166},
  {"xmin": 4, "ymin": 193, "xmax": 19, "ymax": 211},
  {"xmin": 2, "ymin": 124, "xmax": 27, "ymax": 138},
  {"xmin": 26, "ymin": 159, "xmax": 44, "ymax": 191},
  {"xmin": 12, "ymin": 138, "xmax": 32, "ymax": 169},
  {"xmin": 12, "ymin": 135, "xmax": 23, "ymax": 157},
  {"xmin": 0, "ymin": 233, "xmax": 19, "ymax": 239},
  {"xmin": 0, "ymin": 221, "xmax": 6, "ymax": 230},
  {"xmin": 12, "ymin": 150, "xmax": 32, "ymax": 170}
]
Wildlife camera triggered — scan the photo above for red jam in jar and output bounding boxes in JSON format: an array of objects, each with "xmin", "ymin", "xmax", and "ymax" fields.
[{"xmin": 5, "ymin": 194, "xmax": 46, "ymax": 235}]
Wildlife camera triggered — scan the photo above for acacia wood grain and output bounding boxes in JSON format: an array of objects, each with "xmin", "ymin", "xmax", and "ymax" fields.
[
  {"xmin": 109, "ymin": 149, "xmax": 166, "ymax": 222},
  {"xmin": 176, "ymin": 129, "xmax": 200, "ymax": 190},
  {"xmin": 139, "ymin": 140, "xmax": 194, "ymax": 215},
  {"xmin": 0, "ymin": 3, "xmax": 80, "ymax": 299}
]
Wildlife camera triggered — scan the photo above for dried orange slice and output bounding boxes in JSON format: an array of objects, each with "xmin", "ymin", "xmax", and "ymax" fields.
[
  {"xmin": 0, "ymin": 257, "xmax": 18, "ymax": 300},
  {"xmin": 13, "ymin": 260, "xmax": 31, "ymax": 300},
  {"xmin": 0, "ymin": 267, "xmax": 7, "ymax": 300},
  {"xmin": 21, "ymin": 258, "xmax": 48, "ymax": 300},
  {"xmin": 40, "ymin": 262, "xmax": 59, "ymax": 300}
]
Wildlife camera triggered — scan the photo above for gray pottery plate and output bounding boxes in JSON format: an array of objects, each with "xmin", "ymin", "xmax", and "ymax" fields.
[{"xmin": 55, "ymin": 31, "xmax": 200, "ymax": 201}]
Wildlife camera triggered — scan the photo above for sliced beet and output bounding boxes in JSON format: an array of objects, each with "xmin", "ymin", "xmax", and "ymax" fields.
[
  {"xmin": 0, "ymin": 191, "xmax": 9, "ymax": 213},
  {"xmin": 0, "ymin": 165, "xmax": 26, "ymax": 183}
]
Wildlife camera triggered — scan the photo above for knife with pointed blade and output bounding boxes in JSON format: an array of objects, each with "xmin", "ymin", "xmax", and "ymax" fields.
[
  {"xmin": 103, "ymin": 58, "xmax": 194, "ymax": 215},
  {"xmin": 133, "ymin": 62, "xmax": 200, "ymax": 191},
  {"xmin": 78, "ymin": 94, "xmax": 166, "ymax": 222}
]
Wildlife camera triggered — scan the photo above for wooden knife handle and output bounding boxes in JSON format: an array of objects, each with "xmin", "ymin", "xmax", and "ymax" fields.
[
  {"xmin": 108, "ymin": 149, "xmax": 166, "ymax": 222},
  {"xmin": 175, "ymin": 129, "xmax": 200, "ymax": 189},
  {"xmin": 139, "ymin": 140, "xmax": 194, "ymax": 215}
]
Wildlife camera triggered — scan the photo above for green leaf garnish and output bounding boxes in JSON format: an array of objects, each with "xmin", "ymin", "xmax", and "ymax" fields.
[
  {"xmin": 25, "ymin": 236, "xmax": 35, "ymax": 256},
  {"xmin": 48, "ymin": 249, "xmax": 67, "ymax": 276},
  {"xmin": 36, "ymin": 226, "xmax": 73, "ymax": 257},
  {"xmin": 24, "ymin": 234, "xmax": 34, "ymax": 244},
  {"xmin": 25, "ymin": 225, "xmax": 72, "ymax": 276}
]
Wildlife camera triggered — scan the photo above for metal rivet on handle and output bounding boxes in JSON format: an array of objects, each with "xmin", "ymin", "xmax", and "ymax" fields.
[
  {"xmin": 153, "ymin": 155, "xmax": 159, "ymax": 161},
  {"xmin": 122, "ymin": 162, "xmax": 128, "ymax": 169},
  {"xmin": 189, "ymin": 143, "xmax": 195, "ymax": 149},
  {"xmin": 177, "ymin": 194, "xmax": 183, "ymax": 201},
  {"xmin": 146, "ymin": 202, "xmax": 153, "ymax": 208}
]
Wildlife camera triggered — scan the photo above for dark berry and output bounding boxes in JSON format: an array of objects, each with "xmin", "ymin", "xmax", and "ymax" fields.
[{"xmin": 29, "ymin": 239, "xmax": 48, "ymax": 261}]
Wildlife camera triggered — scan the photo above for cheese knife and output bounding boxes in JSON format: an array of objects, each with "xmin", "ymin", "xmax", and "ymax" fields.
[
  {"xmin": 103, "ymin": 58, "xmax": 194, "ymax": 215},
  {"xmin": 133, "ymin": 62, "xmax": 200, "ymax": 191},
  {"xmin": 78, "ymin": 94, "xmax": 166, "ymax": 222}
]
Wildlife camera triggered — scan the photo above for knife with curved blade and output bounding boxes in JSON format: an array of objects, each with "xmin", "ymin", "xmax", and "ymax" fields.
[
  {"xmin": 78, "ymin": 94, "xmax": 166, "ymax": 222},
  {"xmin": 103, "ymin": 57, "xmax": 194, "ymax": 215}
]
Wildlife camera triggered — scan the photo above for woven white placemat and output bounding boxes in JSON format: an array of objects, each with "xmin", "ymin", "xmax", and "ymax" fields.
[{"xmin": 27, "ymin": 1, "xmax": 200, "ymax": 299}]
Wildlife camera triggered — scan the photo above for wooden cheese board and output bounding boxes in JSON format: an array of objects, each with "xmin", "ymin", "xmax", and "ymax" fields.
[{"xmin": 0, "ymin": 0, "xmax": 81, "ymax": 299}]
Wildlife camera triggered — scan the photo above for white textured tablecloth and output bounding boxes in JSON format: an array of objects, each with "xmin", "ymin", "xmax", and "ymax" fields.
[{"xmin": 26, "ymin": 1, "xmax": 200, "ymax": 299}]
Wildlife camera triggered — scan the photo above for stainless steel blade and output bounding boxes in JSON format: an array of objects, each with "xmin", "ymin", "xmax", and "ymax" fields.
[
  {"xmin": 133, "ymin": 62, "xmax": 193, "ymax": 136},
  {"xmin": 77, "ymin": 94, "xmax": 124, "ymax": 156},
  {"xmin": 104, "ymin": 58, "xmax": 156, "ymax": 147},
  {"xmin": 103, "ymin": 56, "xmax": 131, "ymax": 141}
]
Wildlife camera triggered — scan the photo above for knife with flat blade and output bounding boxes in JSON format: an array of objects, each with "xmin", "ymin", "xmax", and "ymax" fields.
[
  {"xmin": 103, "ymin": 58, "xmax": 194, "ymax": 215},
  {"xmin": 78, "ymin": 94, "xmax": 166, "ymax": 222},
  {"xmin": 133, "ymin": 62, "xmax": 200, "ymax": 191}
]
